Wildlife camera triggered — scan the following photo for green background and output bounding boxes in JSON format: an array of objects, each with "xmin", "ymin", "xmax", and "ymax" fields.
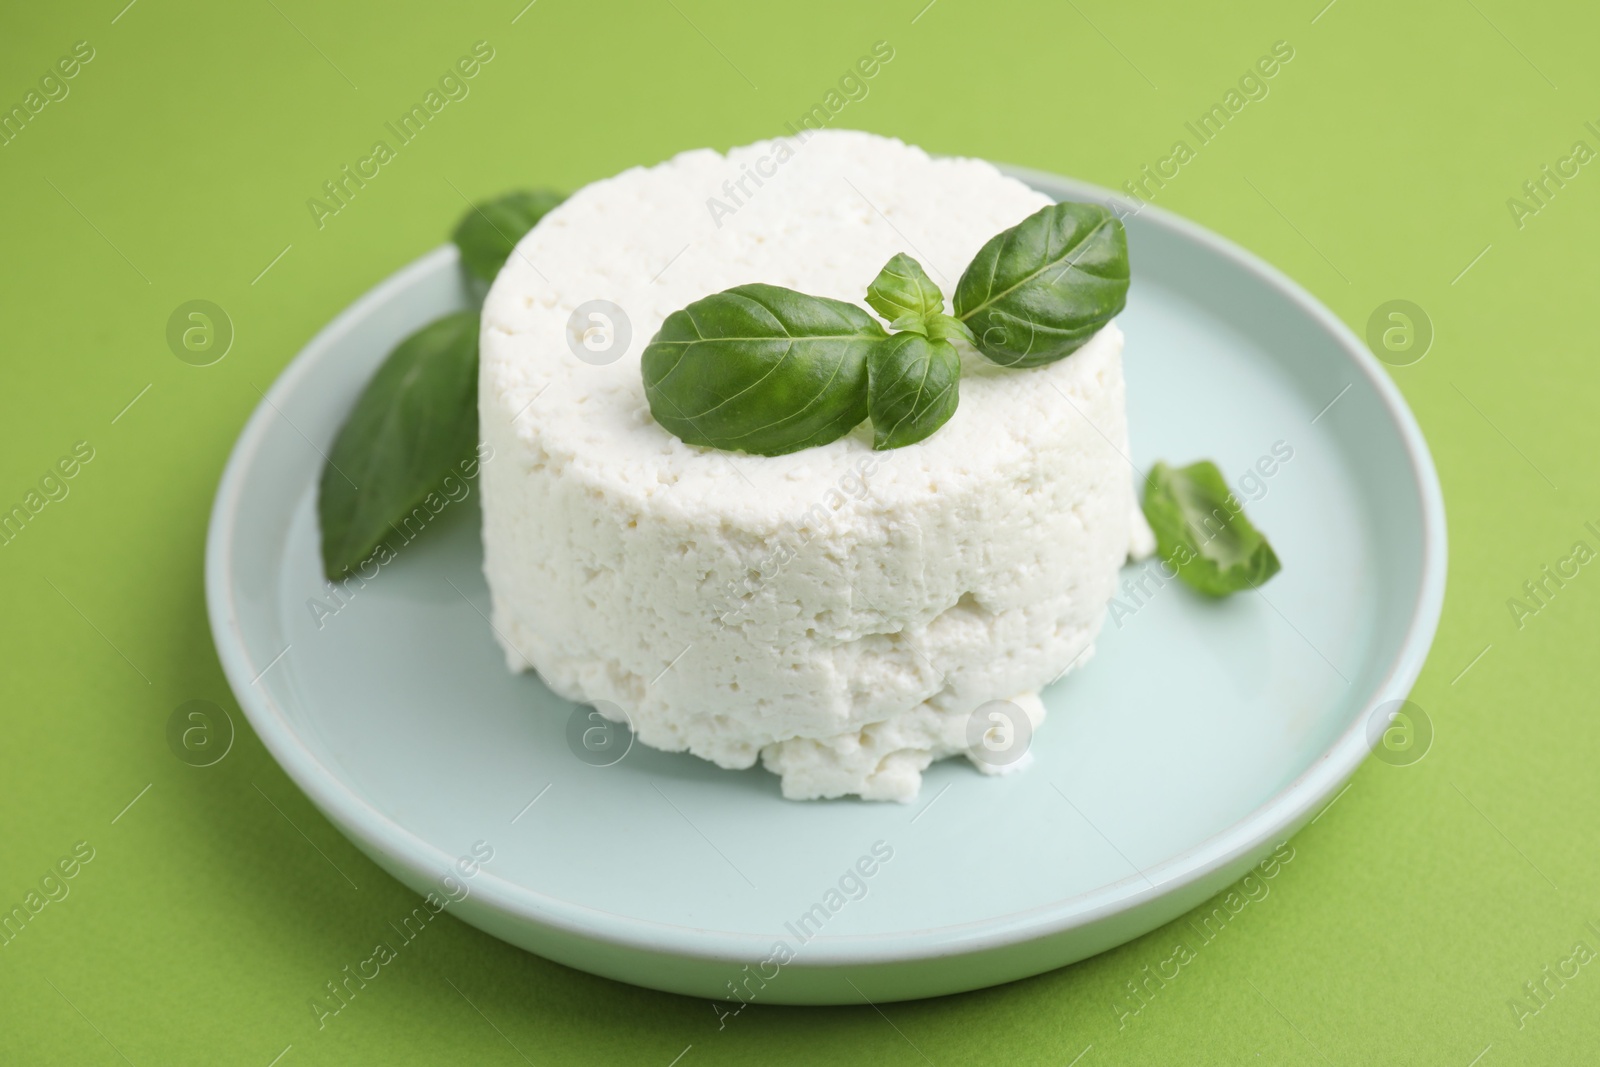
[{"xmin": 2, "ymin": 0, "xmax": 1595, "ymax": 1062}]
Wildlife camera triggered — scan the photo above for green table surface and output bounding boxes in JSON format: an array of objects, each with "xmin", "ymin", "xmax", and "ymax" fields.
[{"xmin": 3, "ymin": 0, "xmax": 1597, "ymax": 1062}]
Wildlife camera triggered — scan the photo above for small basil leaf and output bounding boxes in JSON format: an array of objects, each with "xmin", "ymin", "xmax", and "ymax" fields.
[
  {"xmin": 868, "ymin": 332, "xmax": 961, "ymax": 450},
  {"xmin": 925, "ymin": 313, "xmax": 975, "ymax": 346},
  {"xmin": 866, "ymin": 253, "xmax": 945, "ymax": 327},
  {"xmin": 954, "ymin": 201, "xmax": 1129, "ymax": 368},
  {"xmin": 888, "ymin": 312, "xmax": 929, "ymax": 335},
  {"xmin": 318, "ymin": 310, "xmax": 480, "ymax": 579},
  {"xmin": 1141, "ymin": 460, "xmax": 1282, "ymax": 597},
  {"xmin": 451, "ymin": 189, "xmax": 566, "ymax": 284},
  {"xmin": 641, "ymin": 283, "xmax": 886, "ymax": 456}
]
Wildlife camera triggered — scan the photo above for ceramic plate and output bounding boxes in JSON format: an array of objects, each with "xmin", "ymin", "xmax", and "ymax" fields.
[{"xmin": 206, "ymin": 166, "xmax": 1445, "ymax": 1004}]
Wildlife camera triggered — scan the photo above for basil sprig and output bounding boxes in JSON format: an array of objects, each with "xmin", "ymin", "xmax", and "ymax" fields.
[
  {"xmin": 1141, "ymin": 460, "xmax": 1281, "ymax": 596},
  {"xmin": 317, "ymin": 188, "xmax": 564, "ymax": 579},
  {"xmin": 641, "ymin": 284, "xmax": 886, "ymax": 456},
  {"xmin": 643, "ymin": 200, "xmax": 1130, "ymax": 456},
  {"xmin": 863, "ymin": 255, "xmax": 968, "ymax": 449},
  {"xmin": 953, "ymin": 201, "xmax": 1130, "ymax": 369}
]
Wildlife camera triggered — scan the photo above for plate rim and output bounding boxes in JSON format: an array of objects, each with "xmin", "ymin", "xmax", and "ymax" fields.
[{"xmin": 206, "ymin": 164, "xmax": 1447, "ymax": 968}]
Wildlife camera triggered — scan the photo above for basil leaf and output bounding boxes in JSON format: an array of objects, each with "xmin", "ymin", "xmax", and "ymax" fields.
[
  {"xmin": 1141, "ymin": 460, "xmax": 1281, "ymax": 596},
  {"xmin": 318, "ymin": 310, "xmax": 480, "ymax": 579},
  {"xmin": 451, "ymin": 189, "xmax": 566, "ymax": 284},
  {"xmin": 925, "ymin": 313, "xmax": 975, "ymax": 346},
  {"xmin": 641, "ymin": 283, "xmax": 886, "ymax": 456},
  {"xmin": 868, "ymin": 332, "xmax": 960, "ymax": 450},
  {"xmin": 953, "ymin": 201, "xmax": 1129, "ymax": 368},
  {"xmin": 866, "ymin": 253, "xmax": 945, "ymax": 329}
]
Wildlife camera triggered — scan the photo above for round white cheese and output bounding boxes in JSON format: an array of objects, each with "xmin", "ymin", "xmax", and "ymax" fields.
[{"xmin": 479, "ymin": 130, "xmax": 1145, "ymax": 801}]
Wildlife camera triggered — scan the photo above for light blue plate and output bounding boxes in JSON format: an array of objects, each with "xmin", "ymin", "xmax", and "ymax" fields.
[{"xmin": 206, "ymin": 167, "xmax": 1445, "ymax": 1004}]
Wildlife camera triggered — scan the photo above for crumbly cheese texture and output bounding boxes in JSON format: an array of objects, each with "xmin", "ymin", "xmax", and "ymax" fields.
[{"xmin": 479, "ymin": 130, "xmax": 1147, "ymax": 802}]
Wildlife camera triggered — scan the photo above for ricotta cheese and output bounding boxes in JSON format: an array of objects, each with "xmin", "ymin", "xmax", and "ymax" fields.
[{"xmin": 479, "ymin": 130, "xmax": 1147, "ymax": 801}]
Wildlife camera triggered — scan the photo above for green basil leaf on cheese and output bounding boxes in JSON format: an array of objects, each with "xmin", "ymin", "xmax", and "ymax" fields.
[
  {"xmin": 641, "ymin": 283, "xmax": 886, "ymax": 456},
  {"xmin": 318, "ymin": 310, "xmax": 480, "ymax": 579},
  {"xmin": 868, "ymin": 331, "xmax": 961, "ymax": 450},
  {"xmin": 866, "ymin": 253, "xmax": 945, "ymax": 330},
  {"xmin": 1141, "ymin": 460, "xmax": 1282, "ymax": 596},
  {"xmin": 451, "ymin": 189, "xmax": 566, "ymax": 284},
  {"xmin": 953, "ymin": 201, "xmax": 1129, "ymax": 368}
]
